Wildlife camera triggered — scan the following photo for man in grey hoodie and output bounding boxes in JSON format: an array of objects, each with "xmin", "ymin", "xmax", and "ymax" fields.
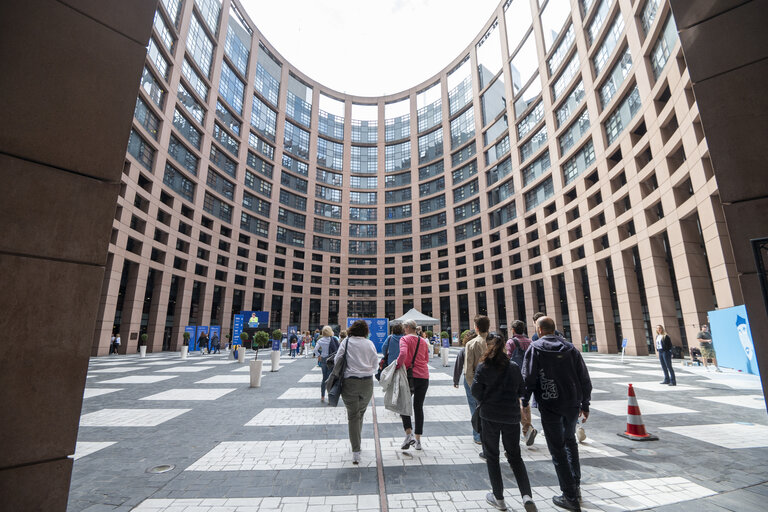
[{"xmin": 522, "ymin": 317, "xmax": 591, "ymax": 512}]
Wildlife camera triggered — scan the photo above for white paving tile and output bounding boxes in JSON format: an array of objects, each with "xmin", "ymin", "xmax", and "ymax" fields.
[
  {"xmin": 98, "ymin": 375, "xmax": 178, "ymax": 384},
  {"xmin": 589, "ymin": 399, "xmax": 698, "ymax": 416},
  {"xmin": 628, "ymin": 369, "xmax": 668, "ymax": 376},
  {"xmin": 186, "ymin": 435, "xmax": 624, "ymax": 471},
  {"xmin": 83, "ymin": 388, "xmax": 123, "ymax": 399},
  {"xmin": 80, "ymin": 408, "xmax": 190, "ymax": 427},
  {"xmin": 139, "ymin": 361, "xmax": 185, "ymax": 366},
  {"xmin": 195, "ymin": 375, "xmax": 257, "ymax": 384},
  {"xmin": 140, "ymin": 388, "xmax": 237, "ymax": 401},
  {"xmin": 193, "ymin": 359, "xmax": 239, "ymax": 365},
  {"xmin": 88, "ymin": 367, "xmax": 142, "ymax": 374},
  {"xmin": 614, "ymin": 381, "xmax": 704, "ymax": 392},
  {"xmin": 278, "ymin": 385, "xmax": 465, "ymax": 400},
  {"xmin": 156, "ymin": 366, "xmax": 213, "ymax": 373},
  {"xmin": 89, "ymin": 360, "xmax": 136, "ymax": 366},
  {"xmin": 72, "ymin": 442, "xmax": 116, "ymax": 460},
  {"xmin": 694, "ymin": 394, "xmax": 766, "ymax": 410},
  {"xmin": 587, "ymin": 370, "xmax": 624, "ymax": 378},
  {"xmin": 133, "ymin": 495, "xmax": 380, "ymax": 511},
  {"xmin": 586, "ymin": 363, "xmax": 625, "ymax": 369},
  {"xmin": 660, "ymin": 423, "xmax": 768, "ymax": 449}
]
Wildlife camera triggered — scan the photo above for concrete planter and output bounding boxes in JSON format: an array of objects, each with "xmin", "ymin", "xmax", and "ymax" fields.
[
  {"xmin": 181, "ymin": 346, "xmax": 188, "ymax": 359},
  {"xmin": 250, "ymin": 360, "xmax": 263, "ymax": 388},
  {"xmin": 139, "ymin": 346, "xmax": 147, "ymax": 358},
  {"xmin": 237, "ymin": 346, "xmax": 246, "ymax": 363},
  {"xmin": 270, "ymin": 350, "xmax": 280, "ymax": 372}
]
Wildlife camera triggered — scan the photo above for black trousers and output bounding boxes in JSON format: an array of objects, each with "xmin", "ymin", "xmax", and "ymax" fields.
[
  {"xmin": 401, "ymin": 377, "xmax": 429, "ymax": 434},
  {"xmin": 540, "ymin": 407, "xmax": 581, "ymax": 500},
  {"xmin": 480, "ymin": 418, "xmax": 532, "ymax": 500}
]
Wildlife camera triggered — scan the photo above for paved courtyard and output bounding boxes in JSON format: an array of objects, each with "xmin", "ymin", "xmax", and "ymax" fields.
[{"xmin": 70, "ymin": 348, "xmax": 768, "ymax": 511}]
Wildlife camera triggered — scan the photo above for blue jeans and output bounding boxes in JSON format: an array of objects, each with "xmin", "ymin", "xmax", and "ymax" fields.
[
  {"xmin": 320, "ymin": 360, "xmax": 332, "ymax": 398},
  {"xmin": 659, "ymin": 349, "xmax": 676, "ymax": 384},
  {"xmin": 540, "ymin": 407, "xmax": 581, "ymax": 500},
  {"xmin": 463, "ymin": 378, "xmax": 480, "ymax": 442}
]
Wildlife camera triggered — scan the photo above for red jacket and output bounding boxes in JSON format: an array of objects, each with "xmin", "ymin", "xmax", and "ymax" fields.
[{"xmin": 397, "ymin": 334, "xmax": 430, "ymax": 379}]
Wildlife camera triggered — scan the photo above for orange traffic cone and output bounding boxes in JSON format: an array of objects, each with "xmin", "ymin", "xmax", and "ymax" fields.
[{"xmin": 617, "ymin": 383, "xmax": 658, "ymax": 441}]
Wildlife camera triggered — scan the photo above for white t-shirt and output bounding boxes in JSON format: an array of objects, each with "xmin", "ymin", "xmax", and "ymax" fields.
[
  {"xmin": 655, "ymin": 334, "xmax": 664, "ymax": 350},
  {"xmin": 334, "ymin": 336, "xmax": 379, "ymax": 378},
  {"xmin": 115, "ymin": 336, "xmax": 121, "ymax": 345}
]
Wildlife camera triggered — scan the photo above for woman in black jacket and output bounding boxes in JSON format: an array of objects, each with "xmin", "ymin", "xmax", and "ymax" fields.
[
  {"xmin": 655, "ymin": 325, "xmax": 676, "ymax": 386},
  {"xmin": 472, "ymin": 332, "xmax": 537, "ymax": 512}
]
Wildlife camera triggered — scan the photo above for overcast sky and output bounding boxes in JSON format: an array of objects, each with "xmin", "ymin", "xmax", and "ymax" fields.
[{"xmin": 239, "ymin": 0, "xmax": 501, "ymax": 97}]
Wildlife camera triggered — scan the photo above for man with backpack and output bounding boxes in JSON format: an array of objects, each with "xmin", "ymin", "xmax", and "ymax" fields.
[{"xmin": 506, "ymin": 320, "xmax": 537, "ymax": 446}]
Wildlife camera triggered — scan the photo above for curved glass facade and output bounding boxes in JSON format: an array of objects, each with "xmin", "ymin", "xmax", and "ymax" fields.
[{"xmin": 96, "ymin": 0, "xmax": 743, "ymax": 356}]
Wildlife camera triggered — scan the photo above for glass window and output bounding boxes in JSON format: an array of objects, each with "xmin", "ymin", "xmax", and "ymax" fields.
[
  {"xmin": 385, "ymin": 221, "xmax": 412, "ymax": 237},
  {"xmin": 558, "ymin": 109, "xmax": 590, "ymax": 154},
  {"xmin": 279, "ymin": 189, "xmax": 307, "ymax": 211},
  {"xmin": 242, "ymin": 190, "xmax": 270, "ymax": 218},
  {"xmin": 224, "ymin": 12, "xmax": 251, "ymax": 76},
  {"xmin": 314, "ymin": 218, "xmax": 342, "ymax": 236},
  {"xmin": 172, "ymin": 108, "xmax": 200, "ymax": 148},
  {"xmin": 599, "ymin": 46, "xmax": 632, "ymax": 108},
  {"xmin": 487, "ymin": 177, "xmax": 515, "ymax": 207},
  {"xmin": 489, "ymin": 200, "xmax": 517, "ymax": 228},
  {"xmin": 562, "ymin": 139, "xmax": 596, "ymax": 184},
  {"xmin": 251, "ymin": 95, "xmax": 277, "ymax": 142},
  {"xmin": 641, "ymin": 0, "xmax": 663, "ymax": 35},
  {"xmin": 555, "ymin": 81, "xmax": 585, "ymax": 127},
  {"xmin": 524, "ymin": 176, "xmax": 554, "ymax": 211},
  {"xmin": 420, "ymin": 212, "xmax": 447, "ymax": 231},
  {"xmin": 247, "ymin": 151, "xmax": 273, "ymax": 178},
  {"xmin": 587, "ymin": 0, "xmax": 610, "ymax": 45},
  {"xmin": 447, "ymin": 56, "xmax": 473, "ymax": 115},
  {"xmin": 218, "ymin": 62, "xmax": 244, "ymax": 115},
  {"xmin": 276, "ymin": 226, "xmax": 305, "ymax": 247},
  {"xmin": 510, "ymin": 33, "xmax": 538, "ymax": 95},
  {"xmin": 160, "ymin": 0, "xmax": 181, "ymax": 27},
  {"xmin": 317, "ymin": 137, "xmax": 344, "ymax": 171},
  {"xmin": 418, "ymin": 128, "xmax": 443, "ymax": 164},
  {"xmin": 207, "ymin": 168, "xmax": 235, "ymax": 200},
  {"xmin": 593, "ymin": 14, "xmax": 626, "ymax": 76},
  {"xmin": 420, "ymin": 194, "xmax": 446, "ymax": 214},
  {"xmin": 313, "ymin": 235, "xmax": 341, "ymax": 253},
  {"xmin": 385, "ymin": 171, "xmax": 411, "ymax": 188},
  {"xmin": 552, "ymin": 53, "xmax": 580, "ymax": 100},
  {"xmin": 454, "ymin": 197, "xmax": 481, "ymax": 220},
  {"xmin": 540, "ymin": 0, "xmax": 571, "ymax": 51},
  {"xmin": 520, "ymin": 125, "xmax": 547, "ymax": 163},
  {"xmin": 186, "ymin": 15, "xmax": 213, "ymax": 78},
  {"xmin": 477, "ymin": 20, "xmax": 502, "ymax": 88},
  {"xmin": 484, "ymin": 115, "xmax": 508, "ymax": 146},
  {"xmin": 182, "ymin": 58, "xmax": 208, "ymax": 101},
  {"xmin": 194, "ymin": 0, "xmax": 221, "ymax": 33},
  {"xmin": 255, "ymin": 43, "xmax": 281, "ymax": 106},
  {"xmin": 385, "ymin": 238, "xmax": 413, "ymax": 254},
  {"xmin": 135, "ymin": 97, "xmax": 160, "ymax": 140},
  {"xmin": 481, "ymin": 78, "xmax": 506, "ymax": 126},
  {"xmin": 513, "ymin": 77, "xmax": 542, "ymax": 118},
  {"xmin": 351, "ymin": 146, "xmax": 378, "ymax": 174},
  {"xmin": 244, "ymin": 169, "xmax": 272, "ymax": 197},
  {"xmin": 385, "ymin": 141, "xmax": 411, "ymax": 172},
  {"xmin": 350, "ymin": 224, "xmax": 378, "ymax": 238},
  {"xmin": 318, "ymin": 169, "xmax": 344, "ymax": 187},
  {"xmin": 280, "ymin": 170, "xmax": 308, "ymax": 194},
  {"xmin": 283, "ymin": 121, "xmax": 310, "ymax": 160},
  {"xmin": 385, "ymin": 99, "xmax": 410, "ymax": 141},
  {"xmin": 153, "ymin": 11, "xmax": 174, "ymax": 52},
  {"xmin": 517, "ymin": 101, "xmax": 543, "ymax": 138},
  {"xmin": 351, "ymin": 103, "xmax": 378, "ymax": 142},
  {"xmin": 350, "ymin": 191, "xmax": 378, "ymax": 205},
  {"xmin": 178, "ymin": 83, "xmax": 204, "ymax": 124},
  {"xmin": 203, "ymin": 192, "xmax": 232, "ymax": 223},
  {"xmin": 349, "ymin": 240, "xmax": 377, "ymax": 255},
  {"xmin": 241, "ymin": 212, "xmax": 269, "ymax": 237},
  {"xmin": 216, "ymin": 100, "xmax": 241, "ymax": 135},
  {"xmin": 248, "ymin": 132, "xmax": 273, "ymax": 159},
  {"xmin": 163, "ymin": 163, "xmax": 195, "ymax": 201},
  {"xmin": 350, "ymin": 207, "xmax": 377, "ymax": 221},
  {"xmin": 505, "ymin": 0, "xmax": 533, "ymax": 52},
  {"xmin": 485, "ymin": 135, "xmax": 510, "ymax": 166},
  {"xmin": 547, "ymin": 24, "xmax": 575, "ymax": 76},
  {"xmin": 281, "ymin": 154, "xmax": 307, "ymax": 176},
  {"xmin": 319, "ymin": 94, "xmax": 345, "ymax": 139},
  {"xmin": 127, "ymin": 129, "xmax": 154, "ymax": 170},
  {"xmin": 419, "ymin": 176, "xmax": 445, "ymax": 197},
  {"xmin": 417, "ymin": 82, "xmax": 442, "ymax": 132},
  {"xmin": 419, "ymin": 160, "xmax": 444, "ymax": 181},
  {"xmin": 650, "ymin": 15, "xmax": 678, "ymax": 79},
  {"xmin": 452, "ymin": 141, "xmax": 477, "ymax": 167},
  {"xmin": 278, "ymin": 207, "xmax": 306, "ymax": 229},
  {"xmin": 385, "ymin": 204, "xmax": 412, "ymax": 220},
  {"xmin": 314, "ymin": 201, "xmax": 340, "ymax": 219},
  {"xmin": 604, "ymin": 84, "xmax": 641, "ymax": 145},
  {"xmin": 140, "ymin": 66, "xmax": 165, "ymax": 108},
  {"xmin": 452, "ymin": 160, "xmax": 478, "ymax": 185},
  {"xmin": 486, "ymin": 156, "xmax": 513, "ymax": 186},
  {"xmin": 316, "ymin": 185, "xmax": 342, "ymax": 203},
  {"xmin": 349, "ymin": 175, "xmax": 376, "ymax": 189},
  {"xmin": 522, "ymin": 150, "xmax": 551, "ymax": 186},
  {"xmin": 209, "ymin": 144, "xmax": 237, "ymax": 178},
  {"xmin": 168, "ymin": 134, "xmax": 198, "ymax": 174},
  {"xmin": 455, "ymin": 218, "xmax": 482, "ymax": 241},
  {"xmin": 286, "ymin": 74, "xmax": 313, "ymax": 127},
  {"xmin": 420, "ymin": 230, "xmax": 448, "ymax": 249}
]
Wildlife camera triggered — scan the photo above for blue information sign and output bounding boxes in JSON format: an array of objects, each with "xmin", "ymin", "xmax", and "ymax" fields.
[
  {"xmin": 442, "ymin": 338, "xmax": 450, "ymax": 348},
  {"xmin": 194, "ymin": 326, "xmax": 209, "ymax": 352},
  {"xmin": 271, "ymin": 339, "xmax": 280, "ymax": 351},
  {"xmin": 232, "ymin": 314, "xmax": 244, "ymax": 346},
  {"xmin": 184, "ymin": 326, "xmax": 197, "ymax": 349},
  {"xmin": 622, "ymin": 338, "xmax": 628, "ymax": 348},
  {"xmin": 709, "ymin": 305, "xmax": 759, "ymax": 376},
  {"xmin": 347, "ymin": 317, "xmax": 389, "ymax": 352}
]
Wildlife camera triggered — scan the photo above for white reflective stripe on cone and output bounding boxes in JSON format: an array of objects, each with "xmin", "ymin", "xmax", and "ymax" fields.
[{"xmin": 627, "ymin": 415, "xmax": 645, "ymax": 425}]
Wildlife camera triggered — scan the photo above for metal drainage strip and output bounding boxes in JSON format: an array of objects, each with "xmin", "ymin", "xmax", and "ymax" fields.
[{"xmin": 147, "ymin": 464, "xmax": 175, "ymax": 474}]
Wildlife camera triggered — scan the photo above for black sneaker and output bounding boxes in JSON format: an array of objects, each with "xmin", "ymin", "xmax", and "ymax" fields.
[
  {"xmin": 479, "ymin": 451, "xmax": 487, "ymax": 461},
  {"xmin": 552, "ymin": 494, "xmax": 581, "ymax": 511}
]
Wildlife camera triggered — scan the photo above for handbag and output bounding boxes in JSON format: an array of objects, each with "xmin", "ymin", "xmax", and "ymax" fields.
[
  {"xmin": 406, "ymin": 336, "xmax": 421, "ymax": 394},
  {"xmin": 375, "ymin": 336, "xmax": 391, "ymax": 381},
  {"xmin": 325, "ymin": 338, "xmax": 349, "ymax": 407}
]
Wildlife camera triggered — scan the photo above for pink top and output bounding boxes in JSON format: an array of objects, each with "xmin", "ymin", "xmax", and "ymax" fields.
[{"xmin": 396, "ymin": 334, "xmax": 430, "ymax": 379}]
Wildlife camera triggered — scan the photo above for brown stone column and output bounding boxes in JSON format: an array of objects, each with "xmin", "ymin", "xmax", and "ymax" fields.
[
  {"xmin": 92, "ymin": 252, "xmax": 125, "ymax": 356},
  {"xmin": 0, "ymin": 1, "xmax": 156, "ymax": 508},
  {"xmin": 589, "ymin": 260, "xmax": 618, "ymax": 354},
  {"xmin": 565, "ymin": 268, "xmax": 588, "ymax": 349},
  {"xmin": 699, "ymin": 194, "xmax": 743, "ymax": 309},
  {"xmin": 147, "ymin": 270, "xmax": 171, "ymax": 353},
  {"xmin": 171, "ymin": 276, "xmax": 194, "ymax": 351},
  {"xmin": 638, "ymin": 236, "xmax": 682, "ymax": 346},
  {"xmin": 118, "ymin": 261, "xmax": 149, "ymax": 354},
  {"xmin": 616, "ymin": 249, "xmax": 650, "ymax": 356}
]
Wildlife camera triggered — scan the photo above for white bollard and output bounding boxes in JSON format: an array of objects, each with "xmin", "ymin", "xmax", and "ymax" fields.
[
  {"xmin": 181, "ymin": 346, "xmax": 188, "ymax": 359},
  {"xmin": 441, "ymin": 346, "xmax": 449, "ymax": 367},
  {"xmin": 250, "ymin": 359, "xmax": 263, "ymax": 387},
  {"xmin": 270, "ymin": 350, "xmax": 281, "ymax": 372},
  {"xmin": 237, "ymin": 346, "xmax": 246, "ymax": 363}
]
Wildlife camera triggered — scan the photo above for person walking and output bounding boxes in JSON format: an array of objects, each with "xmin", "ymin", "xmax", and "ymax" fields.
[
  {"xmin": 314, "ymin": 326, "xmax": 340, "ymax": 403},
  {"xmin": 522, "ymin": 316, "xmax": 592, "ymax": 511},
  {"xmin": 397, "ymin": 319, "xmax": 430, "ymax": 451},
  {"xmin": 696, "ymin": 324, "xmax": 721, "ymax": 372},
  {"xmin": 472, "ymin": 332, "xmax": 537, "ymax": 512},
  {"xmin": 211, "ymin": 331, "xmax": 220, "ymax": 354},
  {"xmin": 334, "ymin": 319, "xmax": 379, "ymax": 465},
  {"xmin": 113, "ymin": 333, "xmax": 121, "ymax": 354},
  {"xmin": 381, "ymin": 323, "xmax": 404, "ymax": 367},
  {"xmin": 465, "ymin": 315, "xmax": 490, "ymax": 449},
  {"xmin": 453, "ymin": 329, "xmax": 475, "ymax": 389},
  {"xmin": 109, "ymin": 334, "xmax": 116, "ymax": 355},
  {"xmin": 655, "ymin": 325, "xmax": 677, "ymax": 386},
  {"xmin": 507, "ymin": 320, "xmax": 537, "ymax": 447}
]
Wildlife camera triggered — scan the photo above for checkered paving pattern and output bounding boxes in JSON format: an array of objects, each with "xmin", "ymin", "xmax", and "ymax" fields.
[{"xmin": 70, "ymin": 348, "xmax": 767, "ymax": 511}]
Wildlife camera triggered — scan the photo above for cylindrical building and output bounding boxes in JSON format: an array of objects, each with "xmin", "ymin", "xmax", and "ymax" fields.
[{"xmin": 94, "ymin": 0, "xmax": 742, "ymax": 356}]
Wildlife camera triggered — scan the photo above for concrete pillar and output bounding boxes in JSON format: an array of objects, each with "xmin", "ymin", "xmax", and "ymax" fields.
[
  {"xmin": 146, "ymin": 270, "xmax": 171, "ymax": 353},
  {"xmin": 638, "ymin": 236, "xmax": 682, "ymax": 347},
  {"xmin": 700, "ymin": 194, "xmax": 743, "ymax": 308},
  {"xmin": 171, "ymin": 277, "xmax": 194, "ymax": 351},
  {"xmin": 589, "ymin": 260, "xmax": 618, "ymax": 354},
  {"xmin": 92, "ymin": 252, "xmax": 124, "ymax": 356},
  {"xmin": 565, "ymin": 268, "xmax": 589, "ymax": 349},
  {"xmin": 118, "ymin": 261, "xmax": 149, "ymax": 354},
  {"xmin": 616, "ymin": 249, "xmax": 650, "ymax": 355}
]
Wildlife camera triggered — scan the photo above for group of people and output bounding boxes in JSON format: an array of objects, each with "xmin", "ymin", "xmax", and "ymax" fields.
[{"xmin": 314, "ymin": 314, "xmax": 592, "ymax": 512}]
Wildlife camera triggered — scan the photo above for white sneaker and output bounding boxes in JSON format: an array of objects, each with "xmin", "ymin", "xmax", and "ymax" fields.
[
  {"xmin": 576, "ymin": 426, "xmax": 586, "ymax": 443},
  {"xmin": 486, "ymin": 492, "xmax": 508, "ymax": 511},
  {"xmin": 352, "ymin": 451, "xmax": 361, "ymax": 465},
  {"xmin": 401, "ymin": 433, "xmax": 415, "ymax": 450},
  {"xmin": 414, "ymin": 439, "xmax": 422, "ymax": 450},
  {"xmin": 522, "ymin": 495, "xmax": 538, "ymax": 512},
  {"xmin": 715, "ymin": 367, "xmax": 722, "ymax": 373}
]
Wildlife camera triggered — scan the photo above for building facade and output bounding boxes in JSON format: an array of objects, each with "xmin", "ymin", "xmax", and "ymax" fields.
[{"xmin": 93, "ymin": 0, "xmax": 742, "ymax": 356}]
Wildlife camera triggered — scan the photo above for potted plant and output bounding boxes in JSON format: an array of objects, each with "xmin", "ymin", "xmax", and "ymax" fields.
[
  {"xmin": 270, "ymin": 329, "xmax": 283, "ymax": 372},
  {"xmin": 272, "ymin": 329, "xmax": 283, "ymax": 345},
  {"xmin": 254, "ymin": 330, "xmax": 269, "ymax": 350},
  {"xmin": 225, "ymin": 333, "xmax": 231, "ymax": 350},
  {"xmin": 441, "ymin": 330, "xmax": 450, "ymax": 344},
  {"xmin": 426, "ymin": 330, "xmax": 434, "ymax": 339},
  {"xmin": 236, "ymin": 332, "xmax": 249, "ymax": 362},
  {"xmin": 139, "ymin": 333, "xmax": 148, "ymax": 357},
  {"xmin": 181, "ymin": 332, "xmax": 190, "ymax": 359},
  {"xmin": 251, "ymin": 331, "xmax": 269, "ymax": 388},
  {"xmin": 460, "ymin": 330, "xmax": 470, "ymax": 345}
]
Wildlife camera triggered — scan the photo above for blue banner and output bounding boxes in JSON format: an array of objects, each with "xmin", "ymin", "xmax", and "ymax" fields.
[
  {"xmin": 708, "ymin": 305, "xmax": 759, "ymax": 376},
  {"xmin": 232, "ymin": 314, "xmax": 244, "ymax": 346},
  {"xmin": 271, "ymin": 339, "xmax": 280, "ymax": 351},
  {"xmin": 347, "ymin": 317, "xmax": 389, "ymax": 352},
  {"xmin": 184, "ymin": 326, "xmax": 197, "ymax": 349},
  {"xmin": 241, "ymin": 311, "xmax": 269, "ymax": 329},
  {"xmin": 194, "ymin": 326, "xmax": 209, "ymax": 352}
]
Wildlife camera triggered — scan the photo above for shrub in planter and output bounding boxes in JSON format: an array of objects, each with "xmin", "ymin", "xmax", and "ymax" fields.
[
  {"xmin": 254, "ymin": 330, "xmax": 269, "ymax": 349},
  {"xmin": 139, "ymin": 333, "xmax": 148, "ymax": 346},
  {"xmin": 182, "ymin": 332, "xmax": 190, "ymax": 346},
  {"xmin": 272, "ymin": 329, "xmax": 282, "ymax": 342},
  {"xmin": 425, "ymin": 330, "xmax": 434, "ymax": 339},
  {"xmin": 440, "ymin": 330, "xmax": 449, "ymax": 340},
  {"xmin": 460, "ymin": 330, "xmax": 471, "ymax": 343},
  {"xmin": 239, "ymin": 332, "xmax": 249, "ymax": 345}
]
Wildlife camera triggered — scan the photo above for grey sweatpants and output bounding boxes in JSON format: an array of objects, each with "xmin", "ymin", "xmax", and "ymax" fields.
[{"xmin": 341, "ymin": 377, "xmax": 373, "ymax": 452}]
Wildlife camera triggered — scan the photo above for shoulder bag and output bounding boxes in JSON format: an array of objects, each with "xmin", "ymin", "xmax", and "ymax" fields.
[
  {"xmin": 375, "ymin": 336, "xmax": 391, "ymax": 381},
  {"xmin": 406, "ymin": 336, "xmax": 421, "ymax": 394},
  {"xmin": 325, "ymin": 338, "xmax": 349, "ymax": 407}
]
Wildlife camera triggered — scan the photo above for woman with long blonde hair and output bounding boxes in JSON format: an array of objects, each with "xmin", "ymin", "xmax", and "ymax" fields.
[{"xmin": 655, "ymin": 325, "xmax": 676, "ymax": 386}]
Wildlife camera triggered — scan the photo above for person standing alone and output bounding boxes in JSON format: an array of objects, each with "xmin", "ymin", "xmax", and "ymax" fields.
[
  {"xmin": 655, "ymin": 325, "xmax": 677, "ymax": 386},
  {"xmin": 522, "ymin": 316, "xmax": 592, "ymax": 511}
]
